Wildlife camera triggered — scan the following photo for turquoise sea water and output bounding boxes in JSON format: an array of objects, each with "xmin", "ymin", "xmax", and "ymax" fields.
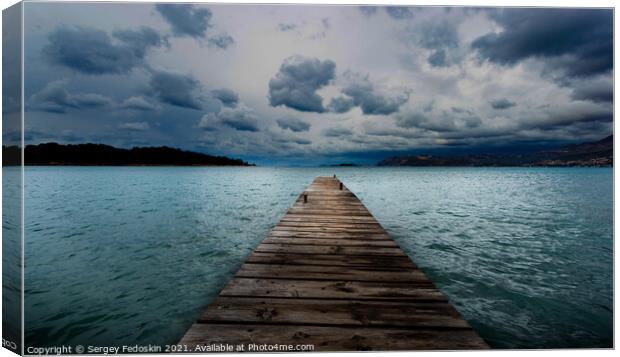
[{"xmin": 20, "ymin": 167, "xmax": 612, "ymax": 349}]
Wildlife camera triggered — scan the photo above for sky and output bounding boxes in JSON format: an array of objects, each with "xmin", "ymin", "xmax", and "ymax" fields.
[{"xmin": 17, "ymin": 3, "xmax": 613, "ymax": 165}]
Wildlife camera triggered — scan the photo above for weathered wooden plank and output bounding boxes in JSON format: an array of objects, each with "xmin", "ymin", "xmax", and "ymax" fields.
[
  {"xmin": 254, "ymin": 243, "xmax": 407, "ymax": 256},
  {"xmin": 275, "ymin": 221, "xmax": 382, "ymax": 229},
  {"xmin": 268, "ymin": 231, "xmax": 390, "ymax": 240},
  {"xmin": 292, "ymin": 200, "xmax": 365, "ymax": 206},
  {"xmin": 235, "ymin": 263, "xmax": 428, "ymax": 282},
  {"xmin": 245, "ymin": 252, "xmax": 417, "ymax": 269},
  {"xmin": 220, "ymin": 278, "xmax": 444, "ymax": 301},
  {"xmin": 263, "ymin": 237, "xmax": 397, "ymax": 247},
  {"xmin": 287, "ymin": 209, "xmax": 372, "ymax": 216},
  {"xmin": 281, "ymin": 214, "xmax": 374, "ymax": 221},
  {"xmin": 200, "ymin": 297, "xmax": 470, "ymax": 329},
  {"xmin": 283, "ymin": 214, "xmax": 379, "ymax": 222},
  {"xmin": 272, "ymin": 226, "xmax": 385, "ymax": 234},
  {"xmin": 179, "ymin": 324, "xmax": 489, "ymax": 351},
  {"xmin": 294, "ymin": 199, "xmax": 365, "ymax": 205}
]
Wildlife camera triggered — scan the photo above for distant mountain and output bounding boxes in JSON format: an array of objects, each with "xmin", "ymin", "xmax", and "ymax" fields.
[
  {"xmin": 378, "ymin": 136, "xmax": 613, "ymax": 167},
  {"xmin": 532, "ymin": 135, "xmax": 612, "ymax": 167},
  {"xmin": 2, "ymin": 143, "xmax": 254, "ymax": 166}
]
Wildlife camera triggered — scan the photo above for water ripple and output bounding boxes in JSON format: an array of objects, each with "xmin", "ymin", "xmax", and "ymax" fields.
[{"xmin": 19, "ymin": 166, "xmax": 612, "ymax": 349}]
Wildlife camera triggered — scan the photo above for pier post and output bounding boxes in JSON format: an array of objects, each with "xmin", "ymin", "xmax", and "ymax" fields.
[
  {"xmin": 339, "ymin": 182, "xmax": 343, "ymax": 190},
  {"xmin": 303, "ymin": 193, "xmax": 308, "ymax": 203}
]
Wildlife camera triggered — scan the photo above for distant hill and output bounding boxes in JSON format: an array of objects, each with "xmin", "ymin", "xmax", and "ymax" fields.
[
  {"xmin": 378, "ymin": 135, "xmax": 613, "ymax": 167},
  {"xmin": 532, "ymin": 135, "xmax": 612, "ymax": 166},
  {"xmin": 2, "ymin": 143, "xmax": 254, "ymax": 166}
]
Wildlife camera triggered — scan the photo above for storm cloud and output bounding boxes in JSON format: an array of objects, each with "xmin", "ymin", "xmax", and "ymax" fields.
[
  {"xmin": 385, "ymin": 6, "xmax": 415, "ymax": 20},
  {"xmin": 472, "ymin": 8, "xmax": 613, "ymax": 78},
  {"xmin": 490, "ymin": 98, "xmax": 516, "ymax": 110},
  {"xmin": 278, "ymin": 23, "xmax": 298, "ymax": 32},
  {"xmin": 412, "ymin": 21, "xmax": 460, "ymax": 67},
  {"xmin": 29, "ymin": 80, "xmax": 114, "ymax": 113},
  {"xmin": 120, "ymin": 96, "xmax": 160, "ymax": 111},
  {"xmin": 119, "ymin": 122, "xmax": 150, "ymax": 131},
  {"xmin": 327, "ymin": 96, "xmax": 355, "ymax": 114},
  {"xmin": 569, "ymin": 77, "xmax": 613, "ymax": 103},
  {"xmin": 339, "ymin": 72, "xmax": 409, "ymax": 115},
  {"xmin": 270, "ymin": 130, "xmax": 312, "ymax": 145},
  {"xmin": 395, "ymin": 110, "xmax": 482, "ymax": 133},
  {"xmin": 156, "ymin": 4, "xmax": 212, "ymax": 39},
  {"xmin": 268, "ymin": 56, "xmax": 336, "ymax": 113},
  {"xmin": 211, "ymin": 88, "xmax": 239, "ymax": 108},
  {"xmin": 43, "ymin": 25, "xmax": 164, "ymax": 74},
  {"xmin": 276, "ymin": 117, "xmax": 311, "ymax": 132},
  {"xmin": 208, "ymin": 34, "xmax": 235, "ymax": 49},
  {"xmin": 323, "ymin": 126, "xmax": 353, "ymax": 137},
  {"xmin": 200, "ymin": 105, "xmax": 260, "ymax": 132},
  {"xmin": 358, "ymin": 7, "xmax": 378, "ymax": 17},
  {"xmin": 147, "ymin": 70, "xmax": 203, "ymax": 110}
]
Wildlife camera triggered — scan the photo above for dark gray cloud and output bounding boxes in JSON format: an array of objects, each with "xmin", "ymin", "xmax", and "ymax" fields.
[
  {"xmin": 428, "ymin": 49, "xmax": 447, "ymax": 67},
  {"xmin": 29, "ymin": 80, "xmax": 161, "ymax": 114},
  {"xmin": 358, "ymin": 7, "xmax": 378, "ymax": 16},
  {"xmin": 148, "ymin": 70, "xmax": 203, "ymax": 110},
  {"xmin": 29, "ymin": 80, "xmax": 114, "ymax": 113},
  {"xmin": 120, "ymin": 96, "xmax": 160, "ymax": 111},
  {"xmin": 268, "ymin": 55, "xmax": 336, "ymax": 113},
  {"xmin": 451, "ymin": 107, "xmax": 474, "ymax": 115},
  {"xmin": 340, "ymin": 72, "xmax": 409, "ymax": 115},
  {"xmin": 323, "ymin": 127, "xmax": 353, "ymax": 137},
  {"xmin": 490, "ymin": 98, "xmax": 516, "ymax": 110},
  {"xmin": 276, "ymin": 117, "xmax": 311, "ymax": 132},
  {"xmin": 395, "ymin": 111, "xmax": 481, "ymax": 132},
  {"xmin": 385, "ymin": 6, "xmax": 415, "ymax": 20},
  {"xmin": 391, "ymin": 101, "xmax": 612, "ymax": 145},
  {"xmin": 211, "ymin": 88, "xmax": 239, "ymax": 107},
  {"xmin": 521, "ymin": 105, "xmax": 612, "ymax": 131},
  {"xmin": 218, "ymin": 107, "xmax": 260, "ymax": 131},
  {"xmin": 156, "ymin": 4, "xmax": 212, "ymax": 39},
  {"xmin": 362, "ymin": 121, "xmax": 425, "ymax": 139},
  {"xmin": 198, "ymin": 114, "xmax": 219, "ymax": 131},
  {"xmin": 420, "ymin": 22, "xmax": 459, "ymax": 67},
  {"xmin": 570, "ymin": 78, "xmax": 613, "ymax": 103},
  {"xmin": 472, "ymin": 9, "xmax": 613, "ymax": 78},
  {"xmin": 112, "ymin": 27, "xmax": 167, "ymax": 55},
  {"xmin": 43, "ymin": 25, "xmax": 164, "ymax": 75},
  {"xmin": 327, "ymin": 96, "xmax": 355, "ymax": 114},
  {"xmin": 402, "ymin": 20, "xmax": 459, "ymax": 67},
  {"xmin": 208, "ymin": 34, "xmax": 234, "ymax": 49},
  {"xmin": 417, "ymin": 22, "xmax": 459, "ymax": 51},
  {"xmin": 200, "ymin": 106, "xmax": 260, "ymax": 132},
  {"xmin": 270, "ymin": 130, "xmax": 312, "ymax": 145},
  {"xmin": 119, "ymin": 122, "xmax": 150, "ymax": 131},
  {"xmin": 395, "ymin": 112, "xmax": 434, "ymax": 130},
  {"xmin": 278, "ymin": 23, "xmax": 298, "ymax": 32}
]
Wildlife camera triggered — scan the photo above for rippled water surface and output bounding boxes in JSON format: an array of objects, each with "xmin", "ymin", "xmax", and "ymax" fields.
[{"xmin": 23, "ymin": 167, "xmax": 612, "ymax": 349}]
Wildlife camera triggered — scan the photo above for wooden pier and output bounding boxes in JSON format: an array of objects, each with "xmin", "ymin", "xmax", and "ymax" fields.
[{"xmin": 180, "ymin": 176, "xmax": 488, "ymax": 351}]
